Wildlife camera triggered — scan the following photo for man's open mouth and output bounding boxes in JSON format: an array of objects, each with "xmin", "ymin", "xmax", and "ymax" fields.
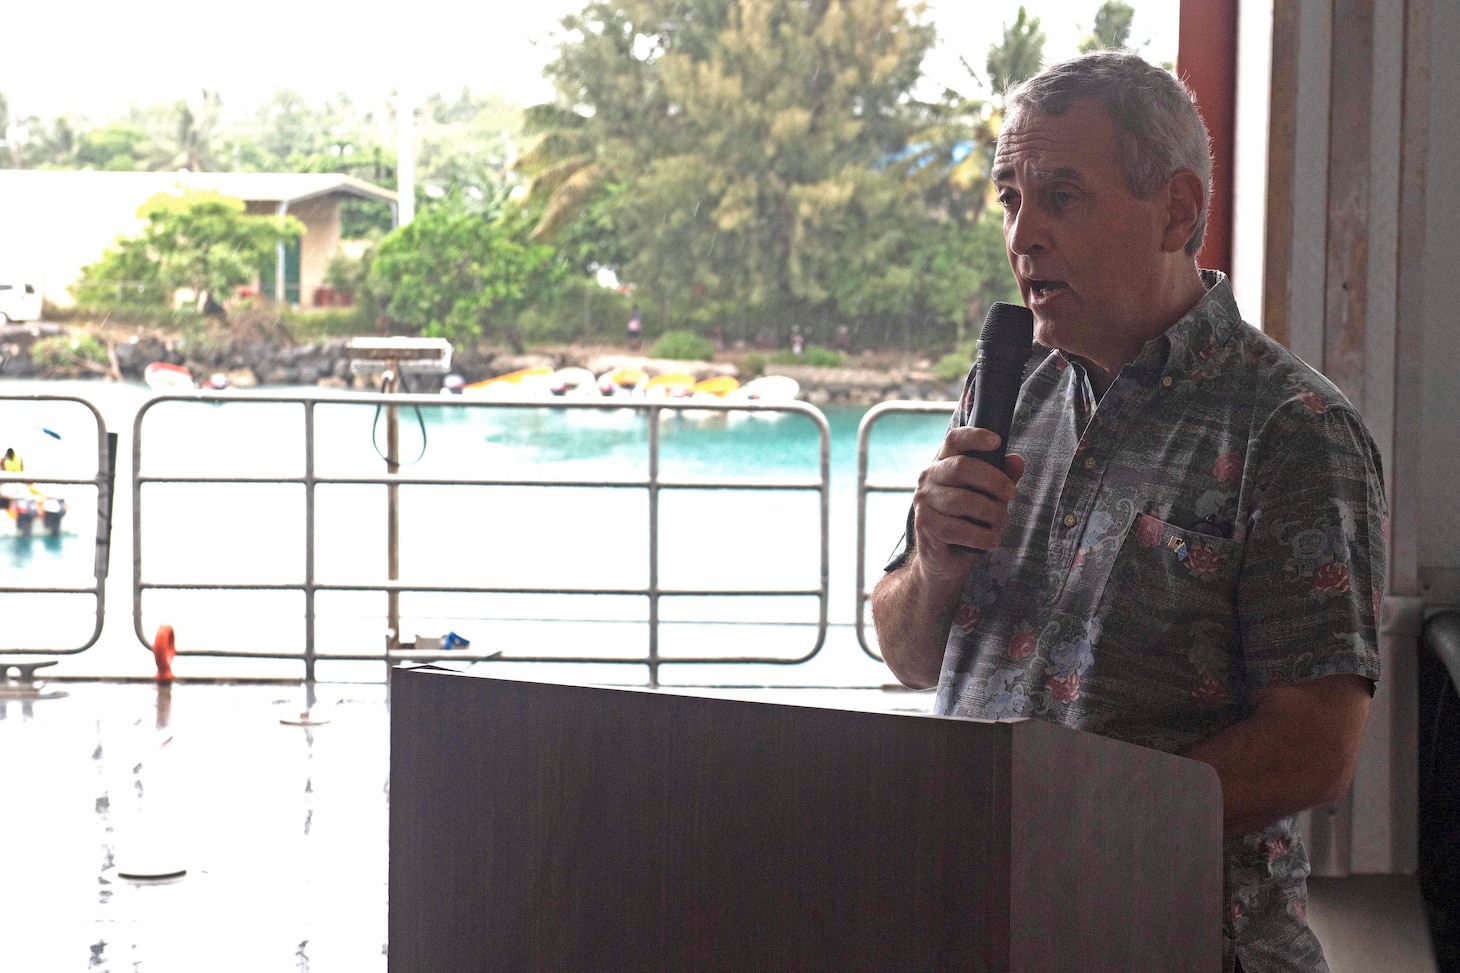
[{"xmin": 1028, "ymin": 279, "xmax": 1067, "ymax": 297}]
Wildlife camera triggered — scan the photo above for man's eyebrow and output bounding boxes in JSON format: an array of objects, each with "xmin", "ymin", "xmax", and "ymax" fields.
[{"xmin": 992, "ymin": 164, "xmax": 1085, "ymax": 185}]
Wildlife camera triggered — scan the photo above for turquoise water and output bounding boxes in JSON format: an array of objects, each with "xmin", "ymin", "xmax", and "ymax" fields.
[{"xmin": 0, "ymin": 381, "xmax": 951, "ymax": 682}]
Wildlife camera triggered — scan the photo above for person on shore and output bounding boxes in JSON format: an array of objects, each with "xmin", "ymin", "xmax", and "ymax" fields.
[
  {"xmin": 872, "ymin": 51, "xmax": 1385, "ymax": 973},
  {"xmin": 0, "ymin": 446, "xmax": 18, "ymax": 510},
  {"xmin": 626, "ymin": 307, "xmax": 642, "ymax": 351}
]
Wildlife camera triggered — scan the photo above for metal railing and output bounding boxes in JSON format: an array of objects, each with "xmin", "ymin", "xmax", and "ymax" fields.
[
  {"xmin": 854, "ymin": 400, "xmax": 956, "ymax": 660},
  {"xmin": 133, "ymin": 390, "xmax": 831, "ymax": 685},
  {"xmin": 0, "ymin": 394, "xmax": 115, "ymax": 656}
]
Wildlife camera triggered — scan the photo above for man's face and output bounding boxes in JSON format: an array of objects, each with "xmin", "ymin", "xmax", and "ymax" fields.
[{"xmin": 992, "ymin": 97, "xmax": 1173, "ymax": 375}]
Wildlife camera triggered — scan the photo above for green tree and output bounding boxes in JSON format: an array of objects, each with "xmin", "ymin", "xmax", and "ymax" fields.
[
  {"xmin": 125, "ymin": 91, "xmax": 228, "ymax": 171},
  {"xmin": 912, "ymin": 206, "xmax": 1020, "ymax": 336},
  {"xmin": 515, "ymin": 102, "xmax": 608, "ymax": 242},
  {"xmin": 1079, "ymin": 1, "xmax": 1137, "ymax": 53},
  {"xmin": 417, "ymin": 87, "xmax": 524, "ymax": 201},
  {"xmin": 891, "ymin": 68, "xmax": 1000, "ymax": 229},
  {"xmin": 986, "ymin": 6, "xmax": 1046, "ymax": 102},
  {"xmin": 369, "ymin": 192, "xmax": 564, "ymax": 346},
  {"xmin": 72, "ymin": 189, "xmax": 304, "ymax": 312},
  {"xmin": 70, "ymin": 237, "xmax": 168, "ymax": 309},
  {"xmin": 76, "ymin": 123, "xmax": 151, "ymax": 170},
  {"xmin": 533, "ymin": 0, "xmax": 935, "ymax": 331}
]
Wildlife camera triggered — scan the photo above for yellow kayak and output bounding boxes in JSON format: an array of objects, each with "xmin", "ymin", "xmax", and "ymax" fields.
[
  {"xmin": 692, "ymin": 375, "xmax": 740, "ymax": 397},
  {"xmin": 464, "ymin": 366, "xmax": 553, "ymax": 390}
]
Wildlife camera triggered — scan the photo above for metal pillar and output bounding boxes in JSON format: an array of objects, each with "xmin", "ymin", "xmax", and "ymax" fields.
[{"xmin": 383, "ymin": 366, "xmax": 401, "ymax": 656}]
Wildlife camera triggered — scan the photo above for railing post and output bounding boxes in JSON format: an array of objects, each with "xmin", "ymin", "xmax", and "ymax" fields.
[
  {"xmin": 303, "ymin": 400, "xmax": 317, "ymax": 683},
  {"xmin": 384, "ymin": 367, "xmax": 401, "ymax": 658},
  {"xmin": 647, "ymin": 403, "xmax": 661, "ymax": 689}
]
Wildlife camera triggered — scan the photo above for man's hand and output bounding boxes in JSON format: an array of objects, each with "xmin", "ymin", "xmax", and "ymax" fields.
[
  {"xmin": 871, "ymin": 426, "xmax": 1025, "ymax": 689},
  {"xmin": 911, "ymin": 427, "xmax": 1027, "ymax": 582}
]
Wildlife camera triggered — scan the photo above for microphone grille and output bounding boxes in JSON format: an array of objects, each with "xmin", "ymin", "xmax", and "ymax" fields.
[{"xmin": 980, "ymin": 302, "xmax": 1034, "ymax": 350}]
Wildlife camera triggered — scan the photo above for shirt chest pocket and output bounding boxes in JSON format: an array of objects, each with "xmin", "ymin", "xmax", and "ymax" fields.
[{"xmin": 1093, "ymin": 513, "xmax": 1242, "ymax": 646}]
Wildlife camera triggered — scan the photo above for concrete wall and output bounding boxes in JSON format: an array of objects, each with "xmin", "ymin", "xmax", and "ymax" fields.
[
  {"xmin": 243, "ymin": 195, "xmax": 342, "ymax": 306},
  {"xmin": 1417, "ymin": 0, "xmax": 1460, "ymax": 601},
  {"xmin": 1262, "ymin": 0, "xmax": 1457, "ymax": 882},
  {"xmin": 295, "ymin": 196, "xmax": 341, "ymax": 307}
]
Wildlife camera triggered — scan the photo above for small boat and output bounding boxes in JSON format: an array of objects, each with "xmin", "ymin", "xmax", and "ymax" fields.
[
  {"xmin": 725, "ymin": 375, "xmax": 801, "ymax": 422},
  {"xmin": 678, "ymin": 375, "xmax": 744, "ymax": 424},
  {"xmin": 462, "ymin": 366, "xmax": 554, "ymax": 399},
  {"xmin": 644, "ymin": 372, "xmax": 696, "ymax": 398},
  {"xmin": 144, "ymin": 361, "xmax": 195, "ymax": 391},
  {"xmin": 596, "ymin": 367, "xmax": 647, "ymax": 397},
  {"xmin": 692, "ymin": 375, "xmax": 740, "ymax": 397},
  {"xmin": 548, "ymin": 367, "xmax": 600, "ymax": 397}
]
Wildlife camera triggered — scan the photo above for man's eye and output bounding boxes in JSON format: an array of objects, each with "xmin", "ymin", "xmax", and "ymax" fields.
[
  {"xmin": 997, "ymin": 192, "xmax": 1017, "ymax": 208},
  {"xmin": 1051, "ymin": 190, "xmax": 1075, "ymax": 206}
]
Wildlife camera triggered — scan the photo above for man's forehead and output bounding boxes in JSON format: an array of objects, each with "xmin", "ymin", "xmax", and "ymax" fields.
[{"xmin": 993, "ymin": 102, "xmax": 1120, "ymax": 181}]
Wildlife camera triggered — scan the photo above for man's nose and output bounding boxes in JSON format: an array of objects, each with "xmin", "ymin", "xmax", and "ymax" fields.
[{"xmin": 1006, "ymin": 204, "xmax": 1048, "ymax": 255}]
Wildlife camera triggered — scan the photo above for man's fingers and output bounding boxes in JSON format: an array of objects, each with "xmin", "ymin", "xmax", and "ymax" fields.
[
  {"xmin": 913, "ymin": 506, "xmax": 1008, "ymax": 565},
  {"xmin": 938, "ymin": 425, "xmax": 1002, "ymax": 459},
  {"xmin": 918, "ymin": 480, "xmax": 1013, "ymax": 532}
]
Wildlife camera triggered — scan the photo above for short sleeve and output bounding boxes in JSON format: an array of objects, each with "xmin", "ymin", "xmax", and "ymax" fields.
[{"xmin": 1238, "ymin": 403, "xmax": 1387, "ymax": 691}]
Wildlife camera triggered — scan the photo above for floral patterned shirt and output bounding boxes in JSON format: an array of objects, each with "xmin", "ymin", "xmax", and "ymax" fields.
[{"xmin": 889, "ymin": 272, "xmax": 1386, "ymax": 973}]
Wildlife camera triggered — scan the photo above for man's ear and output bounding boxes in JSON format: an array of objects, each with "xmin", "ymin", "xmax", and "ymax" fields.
[{"xmin": 1162, "ymin": 169, "xmax": 1205, "ymax": 254}]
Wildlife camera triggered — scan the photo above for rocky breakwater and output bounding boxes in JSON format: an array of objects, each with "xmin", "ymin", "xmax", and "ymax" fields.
[
  {"xmin": 761, "ymin": 362, "xmax": 962, "ymax": 406},
  {"xmin": 2, "ymin": 322, "xmax": 962, "ymax": 404}
]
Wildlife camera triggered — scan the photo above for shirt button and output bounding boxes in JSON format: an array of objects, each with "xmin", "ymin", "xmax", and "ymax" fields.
[
  {"xmin": 1161, "ymin": 375, "xmax": 1174, "ymax": 388},
  {"xmin": 1062, "ymin": 513, "xmax": 1078, "ymax": 528},
  {"xmin": 1083, "ymin": 456, "xmax": 1097, "ymax": 471}
]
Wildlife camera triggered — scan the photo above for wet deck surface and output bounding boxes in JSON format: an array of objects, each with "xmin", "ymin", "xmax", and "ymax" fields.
[
  {"xmin": 1, "ymin": 677, "xmax": 929, "ymax": 971},
  {"xmin": 1, "ymin": 681, "xmax": 391, "ymax": 973}
]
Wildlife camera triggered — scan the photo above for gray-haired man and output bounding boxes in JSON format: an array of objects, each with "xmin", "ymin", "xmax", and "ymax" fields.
[{"xmin": 873, "ymin": 51, "xmax": 1386, "ymax": 973}]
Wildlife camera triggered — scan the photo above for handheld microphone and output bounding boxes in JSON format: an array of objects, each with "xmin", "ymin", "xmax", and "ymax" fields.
[{"xmin": 965, "ymin": 302, "xmax": 1034, "ymax": 469}]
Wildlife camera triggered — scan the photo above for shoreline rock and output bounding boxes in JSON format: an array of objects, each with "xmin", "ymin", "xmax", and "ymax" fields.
[{"xmin": 0, "ymin": 323, "xmax": 963, "ymax": 404}]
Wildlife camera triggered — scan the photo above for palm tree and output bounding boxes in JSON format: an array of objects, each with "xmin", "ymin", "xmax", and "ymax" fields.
[
  {"xmin": 1079, "ymin": 2, "xmax": 1137, "ymax": 54},
  {"xmin": 513, "ymin": 103, "xmax": 610, "ymax": 241},
  {"xmin": 893, "ymin": 4, "xmax": 1046, "ymax": 226},
  {"xmin": 986, "ymin": 6, "xmax": 1046, "ymax": 102},
  {"xmin": 892, "ymin": 75, "xmax": 1001, "ymax": 226},
  {"xmin": 140, "ymin": 91, "xmax": 224, "ymax": 171}
]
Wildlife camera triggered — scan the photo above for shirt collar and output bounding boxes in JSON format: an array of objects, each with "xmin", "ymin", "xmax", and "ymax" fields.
[{"xmin": 1055, "ymin": 269, "xmax": 1242, "ymax": 384}]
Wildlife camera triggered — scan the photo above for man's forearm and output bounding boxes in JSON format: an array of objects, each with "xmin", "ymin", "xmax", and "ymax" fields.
[
  {"xmin": 871, "ymin": 559, "xmax": 963, "ymax": 690},
  {"xmin": 1180, "ymin": 674, "xmax": 1371, "ymax": 837}
]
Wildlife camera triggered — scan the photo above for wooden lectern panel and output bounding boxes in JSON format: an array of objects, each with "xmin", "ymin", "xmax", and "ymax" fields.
[{"xmin": 388, "ymin": 667, "xmax": 1222, "ymax": 972}]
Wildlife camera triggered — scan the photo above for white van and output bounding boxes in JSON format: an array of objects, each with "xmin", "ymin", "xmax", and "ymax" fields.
[{"xmin": 0, "ymin": 280, "xmax": 42, "ymax": 324}]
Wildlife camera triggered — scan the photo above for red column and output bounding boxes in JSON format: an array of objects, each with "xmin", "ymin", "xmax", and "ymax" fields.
[{"xmin": 1177, "ymin": 0, "xmax": 1239, "ymax": 276}]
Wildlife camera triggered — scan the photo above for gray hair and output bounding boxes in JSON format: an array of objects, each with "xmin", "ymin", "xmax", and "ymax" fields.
[{"xmin": 1004, "ymin": 51, "xmax": 1213, "ymax": 257}]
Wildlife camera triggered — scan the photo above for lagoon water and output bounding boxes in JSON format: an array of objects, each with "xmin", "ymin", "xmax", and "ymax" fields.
[{"xmin": 1, "ymin": 379, "xmax": 952, "ymax": 686}]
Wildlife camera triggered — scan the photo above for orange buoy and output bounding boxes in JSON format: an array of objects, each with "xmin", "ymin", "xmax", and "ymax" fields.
[{"xmin": 151, "ymin": 625, "xmax": 176, "ymax": 682}]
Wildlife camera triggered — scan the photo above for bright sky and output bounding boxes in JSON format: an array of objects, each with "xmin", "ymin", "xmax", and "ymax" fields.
[{"xmin": 2, "ymin": 1, "xmax": 1179, "ymax": 123}]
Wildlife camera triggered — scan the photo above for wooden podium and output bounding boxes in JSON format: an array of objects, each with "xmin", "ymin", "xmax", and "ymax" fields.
[{"xmin": 388, "ymin": 667, "xmax": 1223, "ymax": 972}]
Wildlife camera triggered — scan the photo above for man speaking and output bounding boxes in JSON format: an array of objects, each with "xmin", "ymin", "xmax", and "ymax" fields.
[{"xmin": 872, "ymin": 51, "xmax": 1386, "ymax": 973}]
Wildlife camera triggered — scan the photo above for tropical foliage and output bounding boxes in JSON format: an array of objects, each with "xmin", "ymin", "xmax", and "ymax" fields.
[
  {"xmin": 71, "ymin": 190, "xmax": 304, "ymax": 312},
  {"xmin": 17, "ymin": 1, "xmax": 1151, "ymax": 355},
  {"xmin": 369, "ymin": 192, "xmax": 563, "ymax": 346}
]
